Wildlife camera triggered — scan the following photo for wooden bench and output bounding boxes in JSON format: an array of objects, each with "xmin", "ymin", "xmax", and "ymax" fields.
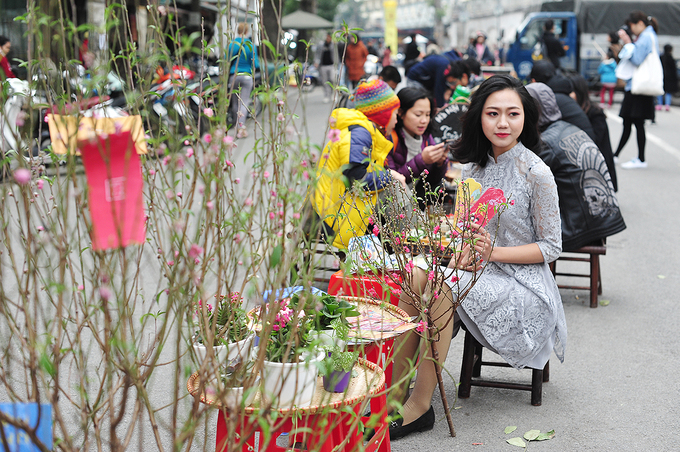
[{"xmin": 549, "ymin": 239, "xmax": 607, "ymax": 308}]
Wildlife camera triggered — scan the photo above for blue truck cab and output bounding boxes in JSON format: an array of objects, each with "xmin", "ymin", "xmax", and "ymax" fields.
[{"xmin": 507, "ymin": 12, "xmax": 579, "ymax": 80}]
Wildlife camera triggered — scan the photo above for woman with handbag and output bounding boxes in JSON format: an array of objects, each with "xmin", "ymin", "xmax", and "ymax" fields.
[{"xmin": 613, "ymin": 11, "xmax": 661, "ymax": 170}]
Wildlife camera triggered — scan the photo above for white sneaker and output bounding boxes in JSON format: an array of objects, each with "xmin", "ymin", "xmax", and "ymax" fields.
[{"xmin": 621, "ymin": 158, "xmax": 647, "ymax": 169}]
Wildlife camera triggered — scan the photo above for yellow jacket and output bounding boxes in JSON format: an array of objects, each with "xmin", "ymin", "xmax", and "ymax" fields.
[{"xmin": 311, "ymin": 109, "xmax": 393, "ymax": 249}]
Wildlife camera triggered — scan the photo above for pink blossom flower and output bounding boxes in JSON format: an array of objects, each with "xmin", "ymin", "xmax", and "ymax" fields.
[
  {"xmin": 162, "ymin": 156, "xmax": 171, "ymax": 166},
  {"xmin": 416, "ymin": 321, "xmax": 427, "ymax": 333},
  {"xmin": 194, "ymin": 258, "xmax": 200, "ymax": 264},
  {"xmin": 269, "ymin": 212, "xmax": 275, "ymax": 220},
  {"xmin": 327, "ymin": 129, "xmax": 341, "ymax": 142},
  {"xmin": 13, "ymin": 169, "xmax": 31, "ymax": 185},
  {"xmin": 99, "ymin": 286, "xmax": 112, "ymax": 301},
  {"xmin": 450, "ymin": 276, "xmax": 459, "ymax": 283},
  {"xmin": 293, "ymin": 212, "xmax": 300, "ymax": 220},
  {"xmin": 37, "ymin": 225, "xmax": 44, "ymax": 231},
  {"xmin": 36, "ymin": 179, "xmax": 44, "ymax": 189},
  {"xmin": 428, "ymin": 271, "xmax": 434, "ymax": 281},
  {"xmin": 198, "ymin": 186, "xmax": 205, "ymax": 195},
  {"xmin": 404, "ymin": 247, "xmax": 410, "ymax": 253},
  {"xmin": 203, "ymin": 107, "xmax": 214, "ymax": 117},
  {"xmin": 372, "ymin": 225, "xmax": 380, "ymax": 236},
  {"xmin": 203, "ymin": 133, "xmax": 212, "ymax": 143},
  {"xmin": 176, "ymin": 156, "xmax": 185, "ymax": 168},
  {"xmin": 235, "ymin": 178, "xmax": 240, "ymax": 184},
  {"xmin": 238, "ymin": 260, "xmax": 243, "ymax": 265},
  {"xmin": 223, "ymin": 135, "xmax": 234, "ymax": 145},
  {"xmin": 165, "ymin": 190, "xmax": 174, "ymax": 199},
  {"xmin": 264, "ymin": 171, "xmax": 270, "ymax": 178},
  {"xmin": 270, "ymin": 190, "xmax": 277, "ymax": 198},
  {"xmin": 234, "ymin": 234, "xmax": 242, "ymax": 244},
  {"xmin": 433, "ymin": 225, "xmax": 440, "ymax": 234},
  {"xmin": 245, "ymin": 198, "xmax": 253, "ymax": 206},
  {"xmin": 188, "ymin": 244, "xmax": 204, "ymax": 259},
  {"xmin": 184, "ymin": 140, "xmax": 190, "ymax": 146},
  {"xmin": 176, "ymin": 192, "xmax": 182, "ymax": 198},
  {"xmin": 206, "ymin": 201, "xmax": 214, "ymax": 210},
  {"xmin": 423, "ymin": 169, "xmax": 429, "ymax": 176},
  {"xmin": 301, "ymin": 160, "xmax": 308, "ymax": 167},
  {"xmin": 276, "ymin": 113, "xmax": 285, "ymax": 122},
  {"xmin": 186, "ymin": 148, "xmax": 194, "ymax": 158},
  {"xmin": 393, "ymin": 288, "xmax": 402, "ymax": 295},
  {"xmin": 303, "ymin": 170, "xmax": 310, "ymax": 180},
  {"xmin": 510, "ymin": 200, "xmax": 515, "ymax": 205},
  {"xmin": 328, "ymin": 116, "xmax": 337, "ymax": 127},
  {"xmin": 149, "ymin": 169, "xmax": 156, "ymax": 176},
  {"xmin": 405, "ymin": 260, "xmax": 414, "ymax": 274},
  {"xmin": 367, "ymin": 288, "xmax": 379, "ymax": 298},
  {"xmin": 78, "ymin": 284, "xmax": 84, "ymax": 291},
  {"xmin": 167, "ymin": 260, "xmax": 174, "ymax": 266},
  {"xmin": 225, "ymin": 160, "xmax": 234, "ymax": 167}
]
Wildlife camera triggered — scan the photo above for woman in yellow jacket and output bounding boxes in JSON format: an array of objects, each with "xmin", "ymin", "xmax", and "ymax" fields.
[{"xmin": 312, "ymin": 79, "xmax": 405, "ymax": 249}]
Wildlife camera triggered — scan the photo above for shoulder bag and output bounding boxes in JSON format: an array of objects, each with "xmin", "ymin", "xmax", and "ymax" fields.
[{"xmin": 631, "ymin": 34, "xmax": 664, "ymax": 96}]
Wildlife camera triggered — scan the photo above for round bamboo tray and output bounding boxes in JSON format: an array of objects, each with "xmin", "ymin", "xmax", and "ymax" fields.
[{"xmin": 187, "ymin": 357, "xmax": 385, "ymax": 415}]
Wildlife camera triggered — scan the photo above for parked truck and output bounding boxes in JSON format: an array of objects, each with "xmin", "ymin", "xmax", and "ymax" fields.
[{"xmin": 506, "ymin": 0, "xmax": 680, "ymax": 84}]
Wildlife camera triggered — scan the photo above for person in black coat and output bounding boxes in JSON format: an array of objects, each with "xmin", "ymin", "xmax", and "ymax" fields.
[
  {"xmin": 542, "ymin": 20, "xmax": 566, "ymax": 69},
  {"xmin": 568, "ymin": 73, "xmax": 618, "ymax": 191},
  {"xmin": 403, "ymin": 34, "xmax": 421, "ymax": 75},
  {"xmin": 526, "ymin": 82, "xmax": 626, "ymax": 251},
  {"xmin": 658, "ymin": 44, "xmax": 678, "ymax": 111}
]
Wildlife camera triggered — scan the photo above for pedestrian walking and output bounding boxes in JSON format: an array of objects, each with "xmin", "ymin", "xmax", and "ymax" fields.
[
  {"xmin": 227, "ymin": 23, "xmax": 260, "ymax": 139},
  {"xmin": 315, "ymin": 33, "xmax": 338, "ymax": 103},
  {"xmin": 657, "ymin": 44, "xmax": 677, "ymax": 111},
  {"xmin": 465, "ymin": 31, "xmax": 495, "ymax": 66},
  {"xmin": 598, "ymin": 50, "xmax": 617, "ymax": 108},
  {"xmin": 344, "ymin": 35, "xmax": 368, "ymax": 89},
  {"xmin": 614, "ymin": 11, "xmax": 660, "ymax": 169}
]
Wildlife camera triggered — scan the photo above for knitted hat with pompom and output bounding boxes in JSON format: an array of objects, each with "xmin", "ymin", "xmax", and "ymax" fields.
[{"xmin": 352, "ymin": 79, "xmax": 400, "ymax": 128}]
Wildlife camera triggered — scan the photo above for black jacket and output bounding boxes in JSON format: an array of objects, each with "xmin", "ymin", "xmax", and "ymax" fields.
[
  {"xmin": 661, "ymin": 52, "xmax": 678, "ymax": 94},
  {"xmin": 585, "ymin": 106, "xmax": 618, "ymax": 192},
  {"xmin": 538, "ymin": 120, "xmax": 626, "ymax": 251},
  {"xmin": 542, "ymin": 31, "xmax": 565, "ymax": 68}
]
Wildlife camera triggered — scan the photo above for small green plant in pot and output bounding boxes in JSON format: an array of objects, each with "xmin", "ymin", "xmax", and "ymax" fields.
[
  {"xmin": 291, "ymin": 291, "xmax": 360, "ymax": 348},
  {"xmin": 321, "ymin": 319, "xmax": 359, "ymax": 393},
  {"xmin": 204, "ymin": 356, "xmax": 260, "ymax": 409},
  {"xmin": 193, "ymin": 293, "xmax": 253, "ymax": 364}
]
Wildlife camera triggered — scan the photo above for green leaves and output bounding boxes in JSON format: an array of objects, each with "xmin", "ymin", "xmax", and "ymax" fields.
[{"xmin": 505, "ymin": 427, "xmax": 555, "ymax": 448}]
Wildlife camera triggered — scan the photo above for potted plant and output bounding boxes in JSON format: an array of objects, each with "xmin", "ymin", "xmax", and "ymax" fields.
[
  {"xmin": 205, "ymin": 356, "xmax": 260, "ymax": 408},
  {"xmin": 290, "ymin": 291, "xmax": 360, "ymax": 348},
  {"xmin": 260, "ymin": 297, "xmax": 323, "ymax": 408},
  {"xmin": 321, "ymin": 320, "xmax": 359, "ymax": 393},
  {"xmin": 193, "ymin": 293, "xmax": 254, "ymax": 365}
]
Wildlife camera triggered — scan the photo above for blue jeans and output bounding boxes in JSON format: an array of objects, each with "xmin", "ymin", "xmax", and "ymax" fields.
[{"xmin": 657, "ymin": 92, "xmax": 672, "ymax": 106}]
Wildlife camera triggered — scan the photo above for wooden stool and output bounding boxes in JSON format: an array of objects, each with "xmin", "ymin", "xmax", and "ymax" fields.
[
  {"xmin": 458, "ymin": 329, "xmax": 549, "ymax": 406},
  {"xmin": 550, "ymin": 239, "xmax": 606, "ymax": 308}
]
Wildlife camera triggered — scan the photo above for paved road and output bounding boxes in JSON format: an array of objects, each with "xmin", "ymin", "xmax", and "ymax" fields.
[{"xmin": 296, "ymin": 87, "xmax": 680, "ymax": 451}]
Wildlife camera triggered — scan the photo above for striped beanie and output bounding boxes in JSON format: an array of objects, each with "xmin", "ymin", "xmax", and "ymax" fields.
[{"xmin": 353, "ymin": 79, "xmax": 400, "ymax": 128}]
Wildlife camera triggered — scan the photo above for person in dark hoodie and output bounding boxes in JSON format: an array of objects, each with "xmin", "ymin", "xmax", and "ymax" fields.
[
  {"xmin": 406, "ymin": 49, "xmax": 464, "ymax": 108},
  {"xmin": 530, "ymin": 60, "xmax": 595, "ymax": 140},
  {"xmin": 526, "ymin": 82, "xmax": 626, "ymax": 251}
]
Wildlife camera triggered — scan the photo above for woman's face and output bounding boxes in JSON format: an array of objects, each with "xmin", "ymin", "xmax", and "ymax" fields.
[
  {"xmin": 0, "ymin": 41, "xmax": 10, "ymax": 55},
  {"xmin": 481, "ymin": 88, "xmax": 525, "ymax": 156},
  {"xmin": 400, "ymin": 98, "xmax": 431, "ymax": 137},
  {"xmin": 385, "ymin": 109, "xmax": 398, "ymax": 135},
  {"xmin": 630, "ymin": 21, "xmax": 646, "ymax": 36}
]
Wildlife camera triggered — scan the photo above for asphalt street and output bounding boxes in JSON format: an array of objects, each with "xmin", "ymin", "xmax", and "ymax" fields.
[{"xmin": 291, "ymin": 86, "xmax": 680, "ymax": 451}]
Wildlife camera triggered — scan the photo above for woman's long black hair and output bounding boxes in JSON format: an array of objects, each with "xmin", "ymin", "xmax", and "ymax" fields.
[
  {"xmin": 451, "ymin": 75, "xmax": 540, "ymax": 167},
  {"xmin": 395, "ymin": 87, "xmax": 436, "ymax": 137}
]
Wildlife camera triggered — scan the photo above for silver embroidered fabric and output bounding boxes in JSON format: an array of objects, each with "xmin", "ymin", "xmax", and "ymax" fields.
[{"xmin": 447, "ymin": 142, "xmax": 567, "ymax": 369}]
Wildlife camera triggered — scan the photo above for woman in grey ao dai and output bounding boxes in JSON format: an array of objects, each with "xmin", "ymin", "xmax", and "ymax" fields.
[{"xmin": 389, "ymin": 75, "xmax": 567, "ymax": 441}]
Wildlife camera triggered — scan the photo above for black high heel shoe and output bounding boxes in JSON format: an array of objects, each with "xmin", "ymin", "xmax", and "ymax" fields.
[{"xmin": 388, "ymin": 406, "xmax": 435, "ymax": 440}]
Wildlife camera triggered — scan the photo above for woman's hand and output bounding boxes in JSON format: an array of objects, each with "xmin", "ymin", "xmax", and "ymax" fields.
[
  {"xmin": 390, "ymin": 170, "xmax": 407, "ymax": 189},
  {"xmin": 618, "ymin": 29, "xmax": 632, "ymax": 45},
  {"xmin": 470, "ymin": 224, "xmax": 493, "ymax": 263},
  {"xmin": 421, "ymin": 142, "xmax": 447, "ymax": 165},
  {"xmin": 447, "ymin": 243, "xmax": 482, "ymax": 271}
]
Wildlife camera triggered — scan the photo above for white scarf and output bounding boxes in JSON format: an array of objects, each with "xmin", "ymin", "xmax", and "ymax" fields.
[{"xmin": 402, "ymin": 131, "xmax": 423, "ymax": 162}]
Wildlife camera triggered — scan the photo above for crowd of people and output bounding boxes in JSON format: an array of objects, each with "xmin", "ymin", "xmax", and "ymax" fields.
[{"xmin": 308, "ymin": 8, "xmax": 678, "ymax": 441}]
